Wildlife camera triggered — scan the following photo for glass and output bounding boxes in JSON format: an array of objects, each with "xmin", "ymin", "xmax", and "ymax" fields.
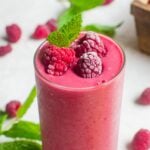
[{"xmin": 34, "ymin": 34, "xmax": 125, "ymax": 150}]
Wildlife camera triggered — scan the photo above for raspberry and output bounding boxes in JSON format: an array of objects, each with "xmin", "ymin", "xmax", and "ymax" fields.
[
  {"xmin": 6, "ymin": 24, "xmax": 22, "ymax": 43},
  {"xmin": 131, "ymin": 129, "xmax": 150, "ymax": 150},
  {"xmin": 41, "ymin": 44, "xmax": 75, "ymax": 76},
  {"xmin": 138, "ymin": 88, "xmax": 150, "ymax": 105},
  {"xmin": 6, "ymin": 100, "xmax": 21, "ymax": 118},
  {"xmin": 32, "ymin": 25, "xmax": 50, "ymax": 39},
  {"xmin": 71, "ymin": 32, "xmax": 106, "ymax": 57},
  {"xmin": 0, "ymin": 44, "xmax": 12, "ymax": 56},
  {"xmin": 46, "ymin": 19, "xmax": 57, "ymax": 32},
  {"xmin": 103, "ymin": 0, "xmax": 113, "ymax": 5},
  {"xmin": 76, "ymin": 52, "xmax": 102, "ymax": 78}
]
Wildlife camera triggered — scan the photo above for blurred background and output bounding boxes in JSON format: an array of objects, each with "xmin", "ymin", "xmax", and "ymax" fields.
[{"xmin": 0, "ymin": 0, "xmax": 150, "ymax": 149}]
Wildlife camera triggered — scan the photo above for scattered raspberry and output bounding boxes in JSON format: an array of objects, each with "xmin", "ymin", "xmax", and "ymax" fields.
[
  {"xmin": 0, "ymin": 44, "xmax": 12, "ymax": 56},
  {"xmin": 41, "ymin": 44, "xmax": 75, "ymax": 76},
  {"xmin": 6, "ymin": 24, "xmax": 22, "ymax": 43},
  {"xmin": 76, "ymin": 52, "xmax": 102, "ymax": 78},
  {"xmin": 32, "ymin": 25, "xmax": 50, "ymax": 39},
  {"xmin": 131, "ymin": 129, "xmax": 150, "ymax": 150},
  {"xmin": 71, "ymin": 32, "xmax": 106, "ymax": 57},
  {"xmin": 103, "ymin": 0, "xmax": 113, "ymax": 5},
  {"xmin": 6, "ymin": 100, "xmax": 21, "ymax": 118},
  {"xmin": 138, "ymin": 88, "xmax": 150, "ymax": 105},
  {"xmin": 46, "ymin": 19, "xmax": 57, "ymax": 32}
]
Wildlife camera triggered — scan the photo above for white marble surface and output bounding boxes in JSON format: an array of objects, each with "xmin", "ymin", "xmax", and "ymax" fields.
[{"xmin": 0, "ymin": 0, "xmax": 150, "ymax": 149}]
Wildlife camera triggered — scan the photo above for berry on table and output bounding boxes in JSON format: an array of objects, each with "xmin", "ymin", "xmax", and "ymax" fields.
[
  {"xmin": 0, "ymin": 44, "xmax": 12, "ymax": 56},
  {"xmin": 103, "ymin": 0, "xmax": 114, "ymax": 5},
  {"xmin": 76, "ymin": 52, "xmax": 102, "ymax": 78},
  {"xmin": 6, "ymin": 24, "xmax": 22, "ymax": 43},
  {"xmin": 71, "ymin": 32, "xmax": 106, "ymax": 57},
  {"xmin": 46, "ymin": 19, "xmax": 57, "ymax": 32},
  {"xmin": 6, "ymin": 100, "xmax": 21, "ymax": 118},
  {"xmin": 138, "ymin": 88, "xmax": 150, "ymax": 105},
  {"xmin": 32, "ymin": 25, "xmax": 50, "ymax": 39},
  {"xmin": 131, "ymin": 129, "xmax": 150, "ymax": 150},
  {"xmin": 41, "ymin": 44, "xmax": 75, "ymax": 76}
]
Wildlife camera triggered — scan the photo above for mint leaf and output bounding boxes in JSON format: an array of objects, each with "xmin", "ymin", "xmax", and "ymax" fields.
[
  {"xmin": 82, "ymin": 23, "xmax": 123, "ymax": 37},
  {"xmin": 69, "ymin": 0, "xmax": 104, "ymax": 11},
  {"xmin": 58, "ymin": 6, "xmax": 80, "ymax": 28},
  {"xmin": 17, "ymin": 86, "xmax": 36, "ymax": 118},
  {"xmin": 48, "ymin": 32, "xmax": 67, "ymax": 47},
  {"xmin": 0, "ymin": 111, "xmax": 7, "ymax": 133},
  {"xmin": 0, "ymin": 140, "xmax": 41, "ymax": 150},
  {"xmin": 48, "ymin": 13, "xmax": 82, "ymax": 47},
  {"xmin": 2, "ymin": 120, "xmax": 41, "ymax": 140}
]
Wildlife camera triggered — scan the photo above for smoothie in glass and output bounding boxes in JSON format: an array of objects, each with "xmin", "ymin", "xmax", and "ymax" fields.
[{"xmin": 34, "ymin": 32, "xmax": 125, "ymax": 150}]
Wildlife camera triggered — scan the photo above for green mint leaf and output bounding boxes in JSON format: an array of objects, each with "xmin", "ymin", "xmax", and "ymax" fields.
[
  {"xmin": 58, "ymin": 6, "xmax": 80, "ymax": 28},
  {"xmin": 82, "ymin": 23, "xmax": 123, "ymax": 37},
  {"xmin": 48, "ymin": 32, "xmax": 67, "ymax": 47},
  {"xmin": 0, "ymin": 111, "xmax": 7, "ymax": 133},
  {"xmin": 17, "ymin": 86, "xmax": 36, "ymax": 118},
  {"xmin": 0, "ymin": 140, "xmax": 41, "ymax": 150},
  {"xmin": 2, "ymin": 120, "xmax": 41, "ymax": 140},
  {"xmin": 69, "ymin": 0, "xmax": 104, "ymax": 11},
  {"xmin": 48, "ymin": 13, "xmax": 82, "ymax": 47}
]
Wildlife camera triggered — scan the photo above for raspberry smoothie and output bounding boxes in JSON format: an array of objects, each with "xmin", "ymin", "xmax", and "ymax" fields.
[{"xmin": 34, "ymin": 32, "xmax": 125, "ymax": 150}]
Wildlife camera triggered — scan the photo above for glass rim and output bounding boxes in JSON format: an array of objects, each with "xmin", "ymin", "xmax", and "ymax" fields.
[{"xmin": 34, "ymin": 34, "xmax": 126, "ymax": 91}]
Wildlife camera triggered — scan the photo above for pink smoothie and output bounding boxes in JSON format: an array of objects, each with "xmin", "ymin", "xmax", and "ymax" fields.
[{"xmin": 34, "ymin": 33, "xmax": 125, "ymax": 150}]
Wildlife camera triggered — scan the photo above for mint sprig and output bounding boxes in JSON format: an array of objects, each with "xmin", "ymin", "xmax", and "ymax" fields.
[
  {"xmin": 48, "ymin": 13, "xmax": 82, "ymax": 47},
  {"xmin": 82, "ymin": 22, "xmax": 123, "ymax": 37},
  {"xmin": 0, "ymin": 111, "xmax": 7, "ymax": 133},
  {"xmin": 2, "ymin": 120, "xmax": 41, "ymax": 140},
  {"xmin": 0, "ymin": 86, "xmax": 38, "ymax": 141},
  {"xmin": 17, "ymin": 86, "xmax": 36, "ymax": 119},
  {"xmin": 0, "ymin": 140, "xmax": 41, "ymax": 150},
  {"xmin": 58, "ymin": 0, "xmax": 123, "ymax": 38},
  {"xmin": 58, "ymin": 6, "xmax": 80, "ymax": 28},
  {"xmin": 69, "ymin": 0, "xmax": 104, "ymax": 11}
]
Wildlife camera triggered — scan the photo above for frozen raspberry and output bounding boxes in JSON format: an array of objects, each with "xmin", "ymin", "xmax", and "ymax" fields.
[
  {"xmin": 71, "ymin": 32, "xmax": 106, "ymax": 57},
  {"xmin": 131, "ymin": 129, "xmax": 150, "ymax": 150},
  {"xmin": 6, "ymin": 100, "xmax": 21, "ymax": 118},
  {"xmin": 103, "ymin": 0, "xmax": 114, "ymax": 5},
  {"xmin": 32, "ymin": 25, "xmax": 50, "ymax": 39},
  {"xmin": 41, "ymin": 44, "xmax": 75, "ymax": 76},
  {"xmin": 76, "ymin": 52, "xmax": 102, "ymax": 78},
  {"xmin": 46, "ymin": 19, "xmax": 57, "ymax": 32},
  {"xmin": 0, "ymin": 44, "xmax": 12, "ymax": 56},
  {"xmin": 138, "ymin": 88, "xmax": 150, "ymax": 105},
  {"xmin": 6, "ymin": 24, "xmax": 22, "ymax": 43}
]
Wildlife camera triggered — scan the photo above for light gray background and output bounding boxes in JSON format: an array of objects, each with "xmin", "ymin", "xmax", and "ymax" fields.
[{"xmin": 0, "ymin": 0, "xmax": 150, "ymax": 149}]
